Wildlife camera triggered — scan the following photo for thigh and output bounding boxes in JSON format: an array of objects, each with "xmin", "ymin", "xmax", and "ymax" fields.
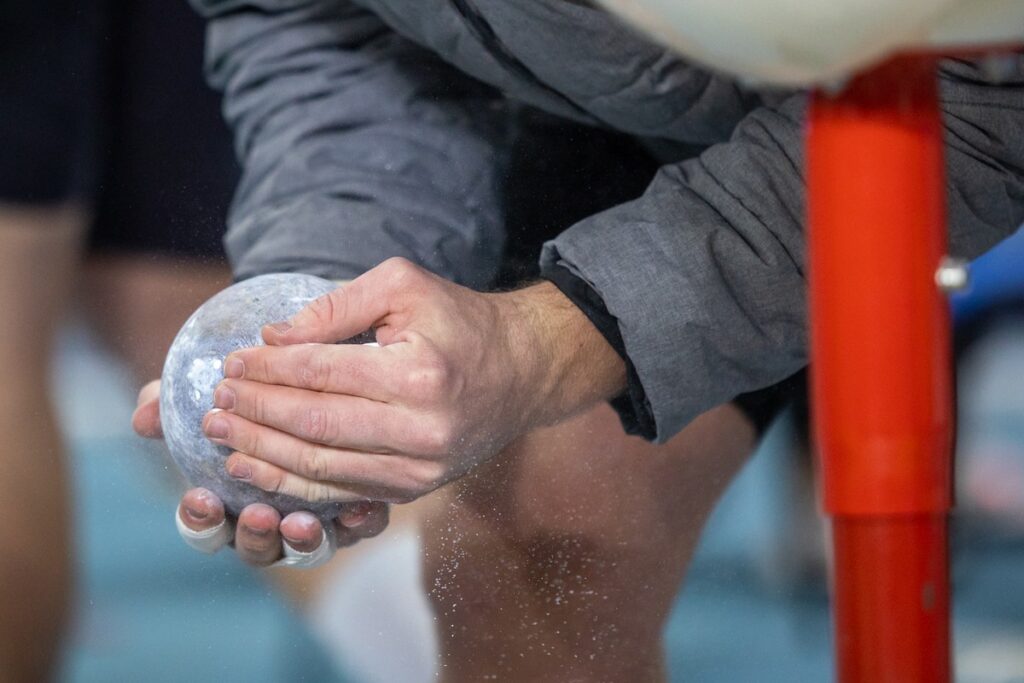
[
  {"xmin": 0, "ymin": 204, "xmax": 87, "ymax": 364},
  {"xmin": 422, "ymin": 402, "xmax": 756, "ymax": 682}
]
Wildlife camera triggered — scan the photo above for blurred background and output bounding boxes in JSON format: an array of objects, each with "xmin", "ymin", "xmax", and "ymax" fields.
[{"xmin": 2, "ymin": 2, "xmax": 1024, "ymax": 682}]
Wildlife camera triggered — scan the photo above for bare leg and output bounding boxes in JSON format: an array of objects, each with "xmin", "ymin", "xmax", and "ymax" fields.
[
  {"xmin": 0, "ymin": 203, "xmax": 86, "ymax": 683},
  {"xmin": 80, "ymin": 252, "xmax": 232, "ymax": 381},
  {"xmin": 423, "ymin": 403, "xmax": 756, "ymax": 682}
]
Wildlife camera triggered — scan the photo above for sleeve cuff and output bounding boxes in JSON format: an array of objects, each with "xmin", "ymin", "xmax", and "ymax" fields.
[
  {"xmin": 540, "ymin": 263, "xmax": 658, "ymax": 440},
  {"xmin": 543, "ymin": 262, "xmax": 806, "ymax": 439}
]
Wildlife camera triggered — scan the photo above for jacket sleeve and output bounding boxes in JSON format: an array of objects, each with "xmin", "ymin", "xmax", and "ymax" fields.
[
  {"xmin": 541, "ymin": 57, "xmax": 1024, "ymax": 442},
  {"xmin": 190, "ymin": 0, "xmax": 511, "ymax": 286}
]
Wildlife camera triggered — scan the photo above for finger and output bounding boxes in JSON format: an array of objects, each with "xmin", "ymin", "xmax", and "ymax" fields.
[
  {"xmin": 137, "ymin": 379, "xmax": 161, "ymax": 406},
  {"xmin": 332, "ymin": 502, "xmax": 389, "ymax": 548},
  {"xmin": 224, "ymin": 451, "xmax": 415, "ymax": 504},
  {"xmin": 341, "ymin": 501, "xmax": 390, "ymax": 540},
  {"xmin": 279, "ymin": 511, "xmax": 325, "ymax": 554},
  {"xmin": 263, "ymin": 257, "xmax": 425, "ymax": 346},
  {"xmin": 275, "ymin": 516, "xmax": 337, "ymax": 569},
  {"xmin": 338, "ymin": 501, "xmax": 373, "ymax": 528},
  {"xmin": 222, "ymin": 343, "xmax": 398, "ymax": 402},
  {"xmin": 212, "ymin": 379, "xmax": 412, "ymax": 452},
  {"xmin": 205, "ymin": 412, "xmax": 438, "ymax": 494},
  {"xmin": 178, "ymin": 488, "xmax": 225, "ymax": 532},
  {"xmin": 132, "ymin": 380, "xmax": 163, "ymax": 439},
  {"xmin": 235, "ymin": 504, "xmax": 283, "ymax": 566},
  {"xmin": 176, "ymin": 489, "xmax": 233, "ymax": 555}
]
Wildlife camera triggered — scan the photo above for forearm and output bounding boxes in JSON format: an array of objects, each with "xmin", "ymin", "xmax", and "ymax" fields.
[
  {"xmin": 499, "ymin": 281, "xmax": 627, "ymax": 430},
  {"xmin": 540, "ymin": 92, "xmax": 809, "ymax": 442}
]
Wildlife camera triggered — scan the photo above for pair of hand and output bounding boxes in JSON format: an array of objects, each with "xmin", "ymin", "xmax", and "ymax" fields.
[
  {"xmin": 134, "ymin": 257, "xmax": 626, "ymax": 566},
  {"xmin": 133, "ymin": 380, "xmax": 389, "ymax": 566}
]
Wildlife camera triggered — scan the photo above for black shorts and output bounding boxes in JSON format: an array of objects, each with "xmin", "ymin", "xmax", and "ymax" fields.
[{"xmin": 0, "ymin": 0, "xmax": 237, "ymax": 258}]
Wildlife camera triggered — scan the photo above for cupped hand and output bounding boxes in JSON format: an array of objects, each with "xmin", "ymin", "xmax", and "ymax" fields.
[
  {"xmin": 203, "ymin": 257, "xmax": 626, "ymax": 505},
  {"xmin": 133, "ymin": 380, "xmax": 388, "ymax": 567}
]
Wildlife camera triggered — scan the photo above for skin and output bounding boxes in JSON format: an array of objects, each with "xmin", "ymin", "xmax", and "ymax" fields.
[
  {"xmin": 132, "ymin": 255, "xmax": 761, "ymax": 681},
  {"xmin": 133, "ymin": 380, "xmax": 390, "ymax": 565},
  {"xmin": 423, "ymin": 402, "xmax": 756, "ymax": 682},
  {"xmin": 0, "ymin": 204, "xmax": 315, "ymax": 678},
  {"xmin": 0, "ymin": 202, "xmax": 85, "ymax": 683},
  {"xmin": 201, "ymin": 257, "xmax": 628, "ymax": 505},
  {"xmin": 131, "ymin": 254, "xmax": 622, "ymax": 564},
  {"xmin": 80, "ymin": 253, "xmax": 233, "ymax": 380}
]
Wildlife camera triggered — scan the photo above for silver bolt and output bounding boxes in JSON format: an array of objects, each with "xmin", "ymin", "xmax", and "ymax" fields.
[{"xmin": 935, "ymin": 257, "xmax": 970, "ymax": 293}]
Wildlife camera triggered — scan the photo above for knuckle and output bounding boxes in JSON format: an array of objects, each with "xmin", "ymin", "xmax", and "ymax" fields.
[
  {"xmin": 396, "ymin": 463, "xmax": 443, "ymax": 501},
  {"xmin": 302, "ymin": 447, "xmax": 332, "ymax": 483},
  {"xmin": 299, "ymin": 404, "xmax": 337, "ymax": 444},
  {"xmin": 383, "ymin": 257, "xmax": 421, "ymax": 289},
  {"xmin": 404, "ymin": 362, "xmax": 447, "ymax": 400},
  {"xmin": 418, "ymin": 418, "xmax": 455, "ymax": 456},
  {"xmin": 301, "ymin": 482, "xmax": 330, "ymax": 503},
  {"xmin": 254, "ymin": 352, "xmax": 274, "ymax": 382},
  {"xmin": 251, "ymin": 391, "xmax": 270, "ymax": 424},
  {"xmin": 382, "ymin": 256, "xmax": 413, "ymax": 276},
  {"xmin": 240, "ymin": 425, "xmax": 262, "ymax": 456},
  {"xmin": 262, "ymin": 470, "xmax": 287, "ymax": 495},
  {"xmin": 295, "ymin": 351, "xmax": 331, "ymax": 391},
  {"xmin": 308, "ymin": 292, "xmax": 339, "ymax": 325}
]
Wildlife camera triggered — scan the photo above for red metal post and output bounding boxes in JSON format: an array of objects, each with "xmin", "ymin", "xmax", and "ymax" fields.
[{"xmin": 808, "ymin": 56, "xmax": 954, "ymax": 682}]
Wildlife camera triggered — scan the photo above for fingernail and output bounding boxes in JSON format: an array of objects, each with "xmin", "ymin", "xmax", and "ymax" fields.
[
  {"xmin": 213, "ymin": 385, "xmax": 236, "ymax": 410},
  {"xmin": 241, "ymin": 524, "xmax": 270, "ymax": 538},
  {"xmin": 282, "ymin": 533, "xmax": 304, "ymax": 546},
  {"xmin": 205, "ymin": 415, "xmax": 230, "ymax": 440},
  {"xmin": 282, "ymin": 529, "xmax": 318, "ymax": 549},
  {"xmin": 268, "ymin": 321, "xmax": 292, "ymax": 334},
  {"xmin": 184, "ymin": 506, "xmax": 208, "ymax": 522},
  {"xmin": 341, "ymin": 501, "xmax": 372, "ymax": 527},
  {"xmin": 227, "ymin": 459, "xmax": 252, "ymax": 480},
  {"xmin": 224, "ymin": 357, "xmax": 244, "ymax": 379}
]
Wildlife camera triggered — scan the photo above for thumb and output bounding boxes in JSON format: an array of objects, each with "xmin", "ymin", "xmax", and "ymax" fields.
[
  {"xmin": 132, "ymin": 380, "xmax": 163, "ymax": 439},
  {"xmin": 263, "ymin": 258, "xmax": 410, "ymax": 345}
]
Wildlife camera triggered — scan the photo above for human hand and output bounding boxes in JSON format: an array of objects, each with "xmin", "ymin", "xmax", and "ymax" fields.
[
  {"xmin": 203, "ymin": 257, "xmax": 627, "ymax": 505},
  {"xmin": 133, "ymin": 380, "xmax": 388, "ymax": 567}
]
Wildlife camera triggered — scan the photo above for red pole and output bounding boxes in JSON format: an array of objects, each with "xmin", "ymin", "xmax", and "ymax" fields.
[{"xmin": 808, "ymin": 56, "xmax": 954, "ymax": 682}]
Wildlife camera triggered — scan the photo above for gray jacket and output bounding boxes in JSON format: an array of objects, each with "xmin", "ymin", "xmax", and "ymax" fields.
[{"xmin": 191, "ymin": 0, "xmax": 1024, "ymax": 441}]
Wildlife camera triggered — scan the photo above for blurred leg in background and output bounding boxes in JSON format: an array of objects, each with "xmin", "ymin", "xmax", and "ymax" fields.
[
  {"xmin": 0, "ymin": 3, "xmax": 99, "ymax": 678},
  {"xmin": 1, "ymin": 1, "xmax": 235, "ymax": 679},
  {"xmin": 0, "ymin": 204, "xmax": 86, "ymax": 683},
  {"xmin": 80, "ymin": 0, "xmax": 235, "ymax": 380}
]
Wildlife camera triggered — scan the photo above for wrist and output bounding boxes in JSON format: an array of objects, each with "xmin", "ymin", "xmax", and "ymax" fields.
[{"xmin": 496, "ymin": 281, "xmax": 627, "ymax": 429}]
